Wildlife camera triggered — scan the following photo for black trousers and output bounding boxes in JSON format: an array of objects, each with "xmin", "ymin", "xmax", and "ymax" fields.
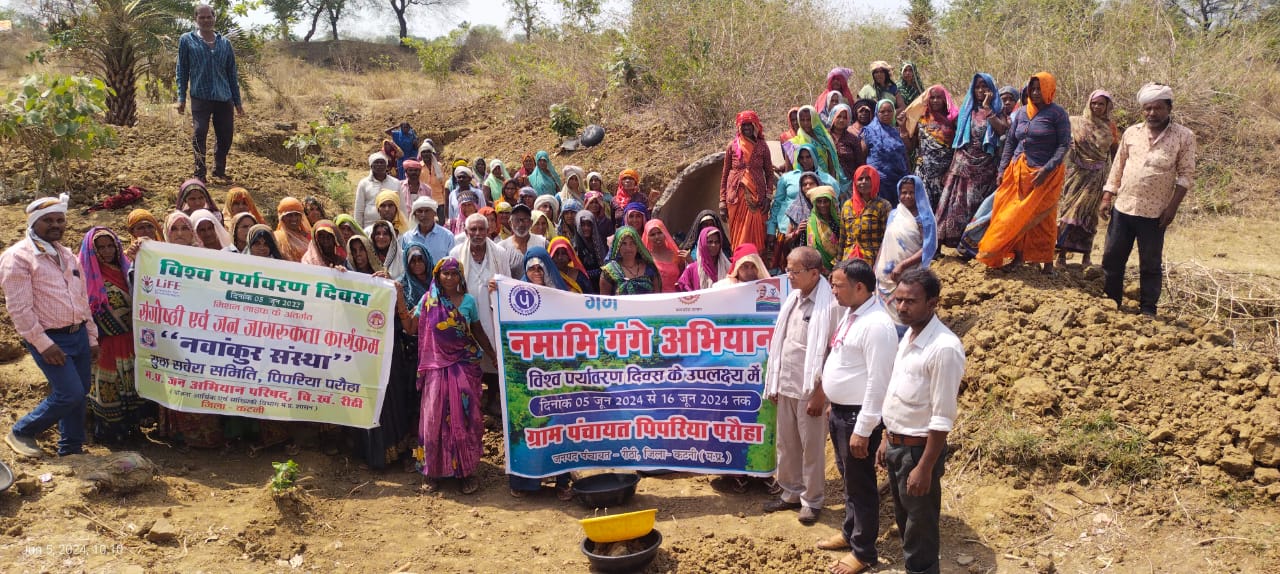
[
  {"xmin": 1101, "ymin": 208, "xmax": 1165, "ymax": 314},
  {"xmin": 190, "ymin": 97, "xmax": 235, "ymax": 179},
  {"xmin": 828, "ymin": 403, "xmax": 883, "ymax": 564},
  {"xmin": 885, "ymin": 442, "xmax": 947, "ymax": 574}
]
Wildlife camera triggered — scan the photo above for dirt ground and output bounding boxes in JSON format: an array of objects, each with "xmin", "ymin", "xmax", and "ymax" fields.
[{"xmin": 1, "ymin": 46, "xmax": 1279, "ymax": 573}]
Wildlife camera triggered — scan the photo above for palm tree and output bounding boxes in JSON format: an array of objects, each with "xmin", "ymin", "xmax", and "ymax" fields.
[{"xmin": 65, "ymin": 0, "xmax": 175, "ymax": 126}]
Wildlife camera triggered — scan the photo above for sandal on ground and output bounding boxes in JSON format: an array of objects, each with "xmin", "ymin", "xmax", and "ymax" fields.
[
  {"xmin": 829, "ymin": 553, "xmax": 870, "ymax": 574},
  {"xmin": 509, "ymin": 488, "xmax": 527, "ymax": 498},
  {"xmin": 420, "ymin": 478, "xmax": 440, "ymax": 493},
  {"xmin": 461, "ymin": 476, "xmax": 480, "ymax": 495}
]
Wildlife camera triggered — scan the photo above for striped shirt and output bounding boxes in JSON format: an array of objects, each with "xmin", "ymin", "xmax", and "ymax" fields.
[
  {"xmin": 175, "ymin": 30, "xmax": 241, "ymax": 106},
  {"xmin": 0, "ymin": 237, "xmax": 98, "ymax": 351}
]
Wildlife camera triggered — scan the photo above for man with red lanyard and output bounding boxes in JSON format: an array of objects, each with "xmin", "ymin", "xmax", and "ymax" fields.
[
  {"xmin": 818, "ymin": 258, "xmax": 899, "ymax": 574},
  {"xmin": 0, "ymin": 194, "xmax": 99, "ymax": 458}
]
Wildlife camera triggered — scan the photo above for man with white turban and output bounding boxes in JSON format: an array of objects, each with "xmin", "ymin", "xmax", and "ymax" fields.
[
  {"xmin": 353, "ymin": 151, "xmax": 402, "ymax": 229},
  {"xmin": 1099, "ymin": 83, "xmax": 1196, "ymax": 316},
  {"xmin": 448, "ymin": 165, "xmax": 489, "ymax": 219},
  {"xmin": 0, "ymin": 194, "xmax": 99, "ymax": 458}
]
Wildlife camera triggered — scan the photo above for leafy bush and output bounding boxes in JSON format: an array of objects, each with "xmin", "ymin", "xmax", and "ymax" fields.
[
  {"xmin": 404, "ymin": 25, "xmax": 468, "ymax": 86},
  {"xmin": 549, "ymin": 103, "xmax": 582, "ymax": 138},
  {"xmin": 284, "ymin": 120, "xmax": 354, "ymax": 176},
  {"xmin": 0, "ymin": 74, "xmax": 117, "ymax": 188}
]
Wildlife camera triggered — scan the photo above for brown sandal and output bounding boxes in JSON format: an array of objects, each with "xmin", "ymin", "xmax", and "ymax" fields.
[
  {"xmin": 461, "ymin": 476, "xmax": 480, "ymax": 495},
  {"xmin": 828, "ymin": 553, "xmax": 869, "ymax": 574}
]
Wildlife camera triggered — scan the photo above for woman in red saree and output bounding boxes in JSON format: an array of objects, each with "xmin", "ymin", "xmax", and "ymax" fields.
[{"xmin": 719, "ymin": 110, "xmax": 777, "ymax": 252}]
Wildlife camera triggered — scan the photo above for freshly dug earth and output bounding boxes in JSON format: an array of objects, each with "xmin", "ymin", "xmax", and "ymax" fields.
[{"xmin": 0, "ymin": 258, "xmax": 1277, "ymax": 573}]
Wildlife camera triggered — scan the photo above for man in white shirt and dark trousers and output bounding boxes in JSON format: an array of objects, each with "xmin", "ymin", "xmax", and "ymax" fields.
[
  {"xmin": 818, "ymin": 259, "xmax": 899, "ymax": 574},
  {"xmin": 876, "ymin": 268, "xmax": 964, "ymax": 574},
  {"xmin": 762, "ymin": 247, "xmax": 837, "ymax": 525}
]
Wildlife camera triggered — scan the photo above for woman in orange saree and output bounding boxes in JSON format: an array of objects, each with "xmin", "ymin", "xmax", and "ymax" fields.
[
  {"xmin": 719, "ymin": 110, "xmax": 776, "ymax": 252},
  {"xmin": 977, "ymin": 72, "xmax": 1072, "ymax": 274}
]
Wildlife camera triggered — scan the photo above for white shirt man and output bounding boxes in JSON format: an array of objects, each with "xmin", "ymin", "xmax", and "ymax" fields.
[
  {"xmin": 876, "ymin": 268, "xmax": 964, "ymax": 574},
  {"xmin": 498, "ymin": 204, "xmax": 546, "ymax": 276},
  {"xmin": 815, "ymin": 259, "xmax": 898, "ymax": 572},
  {"xmin": 448, "ymin": 213, "xmax": 508, "ymax": 358},
  {"xmin": 353, "ymin": 152, "xmax": 402, "ymax": 229},
  {"xmin": 762, "ymin": 247, "xmax": 837, "ymax": 525}
]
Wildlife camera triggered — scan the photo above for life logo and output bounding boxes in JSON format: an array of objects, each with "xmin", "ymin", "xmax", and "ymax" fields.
[{"xmin": 508, "ymin": 285, "xmax": 541, "ymax": 316}]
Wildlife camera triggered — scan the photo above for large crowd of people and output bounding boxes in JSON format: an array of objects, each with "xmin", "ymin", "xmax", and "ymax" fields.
[{"xmin": 0, "ymin": 6, "xmax": 1199, "ymax": 573}]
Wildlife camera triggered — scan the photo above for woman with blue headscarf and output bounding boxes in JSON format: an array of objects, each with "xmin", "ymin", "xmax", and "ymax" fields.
[
  {"xmin": 862, "ymin": 99, "xmax": 909, "ymax": 206},
  {"xmin": 508, "ymin": 245, "xmax": 574, "ymax": 499},
  {"xmin": 936, "ymin": 73, "xmax": 1009, "ymax": 247},
  {"xmin": 527, "ymin": 151, "xmax": 561, "ymax": 197},
  {"xmin": 875, "ymin": 175, "xmax": 937, "ymax": 324}
]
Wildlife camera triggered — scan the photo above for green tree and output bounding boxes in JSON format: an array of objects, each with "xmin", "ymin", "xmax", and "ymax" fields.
[
  {"xmin": 51, "ymin": 0, "xmax": 174, "ymax": 127},
  {"xmin": 505, "ymin": 0, "xmax": 544, "ymax": 41},
  {"xmin": 403, "ymin": 24, "xmax": 468, "ymax": 85},
  {"xmin": 557, "ymin": 0, "xmax": 600, "ymax": 31},
  {"xmin": 0, "ymin": 75, "xmax": 117, "ymax": 188},
  {"xmin": 264, "ymin": 0, "xmax": 303, "ymax": 40}
]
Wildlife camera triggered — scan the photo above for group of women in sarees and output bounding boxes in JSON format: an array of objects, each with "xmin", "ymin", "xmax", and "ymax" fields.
[{"xmin": 722, "ymin": 62, "xmax": 1120, "ymax": 315}]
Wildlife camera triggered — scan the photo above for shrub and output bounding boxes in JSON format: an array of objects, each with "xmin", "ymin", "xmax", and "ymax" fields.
[
  {"xmin": 549, "ymin": 103, "xmax": 582, "ymax": 138},
  {"xmin": 0, "ymin": 74, "xmax": 117, "ymax": 189}
]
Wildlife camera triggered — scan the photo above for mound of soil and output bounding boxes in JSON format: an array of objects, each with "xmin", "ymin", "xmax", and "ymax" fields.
[{"xmin": 931, "ymin": 259, "xmax": 1280, "ymax": 498}]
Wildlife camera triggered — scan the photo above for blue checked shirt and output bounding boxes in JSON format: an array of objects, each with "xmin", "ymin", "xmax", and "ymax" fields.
[{"xmin": 175, "ymin": 31, "xmax": 241, "ymax": 106}]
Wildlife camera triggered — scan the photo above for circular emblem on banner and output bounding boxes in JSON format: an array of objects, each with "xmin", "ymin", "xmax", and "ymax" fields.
[
  {"xmin": 509, "ymin": 285, "xmax": 542, "ymax": 316},
  {"xmin": 678, "ymin": 294, "xmax": 701, "ymax": 305},
  {"xmin": 367, "ymin": 310, "xmax": 387, "ymax": 329}
]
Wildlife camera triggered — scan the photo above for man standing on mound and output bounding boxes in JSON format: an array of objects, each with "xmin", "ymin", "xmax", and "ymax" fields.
[
  {"xmin": 0, "ymin": 195, "xmax": 99, "ymax": 458},
  {"xmin": 176, "ymin": 3, "xmax": 243, "ymax": 182},
  {"xmin": 1100, "ymin": 83, "xmax": 1196, "ymax": 317}
]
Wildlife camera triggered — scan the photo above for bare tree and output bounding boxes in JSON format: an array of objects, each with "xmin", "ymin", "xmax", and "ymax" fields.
[
  {"xmin": 1165, "ymin": 0, "xmax": 1263, "ymax": 31},
  {"xmin": 505, "ymin": 0, "xmax": 543, "ymax": 41},
  {"xmin": 387, "ymin": 0, "xmax": 460, "ymax": 40}
]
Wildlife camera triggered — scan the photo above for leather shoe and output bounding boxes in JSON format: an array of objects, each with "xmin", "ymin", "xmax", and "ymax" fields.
[
  {"xmin": 6, "ymin": 430, "xmax": 42, "ymax": 458},
  {"xmin": 762, "ymin": 498, "xmax": 802, "ymax": 513},
  {"xmin": 798, "ymin": 505, "xmax": 821, "ymax": 525},
  {"xmin": 816, "ymin": 533, "xmax": 850, "ymax": 550}
]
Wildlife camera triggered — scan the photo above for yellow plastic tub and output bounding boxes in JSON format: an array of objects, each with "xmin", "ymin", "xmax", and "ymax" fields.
[{"xmin": 578, "ymin": 509, "xmax": 658, "ymax": 543}]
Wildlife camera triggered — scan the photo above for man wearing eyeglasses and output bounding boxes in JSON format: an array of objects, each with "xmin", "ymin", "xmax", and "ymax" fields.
[{"xmin": 762, "ymin": 247, "xmax": 838, "ymax": 524}]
